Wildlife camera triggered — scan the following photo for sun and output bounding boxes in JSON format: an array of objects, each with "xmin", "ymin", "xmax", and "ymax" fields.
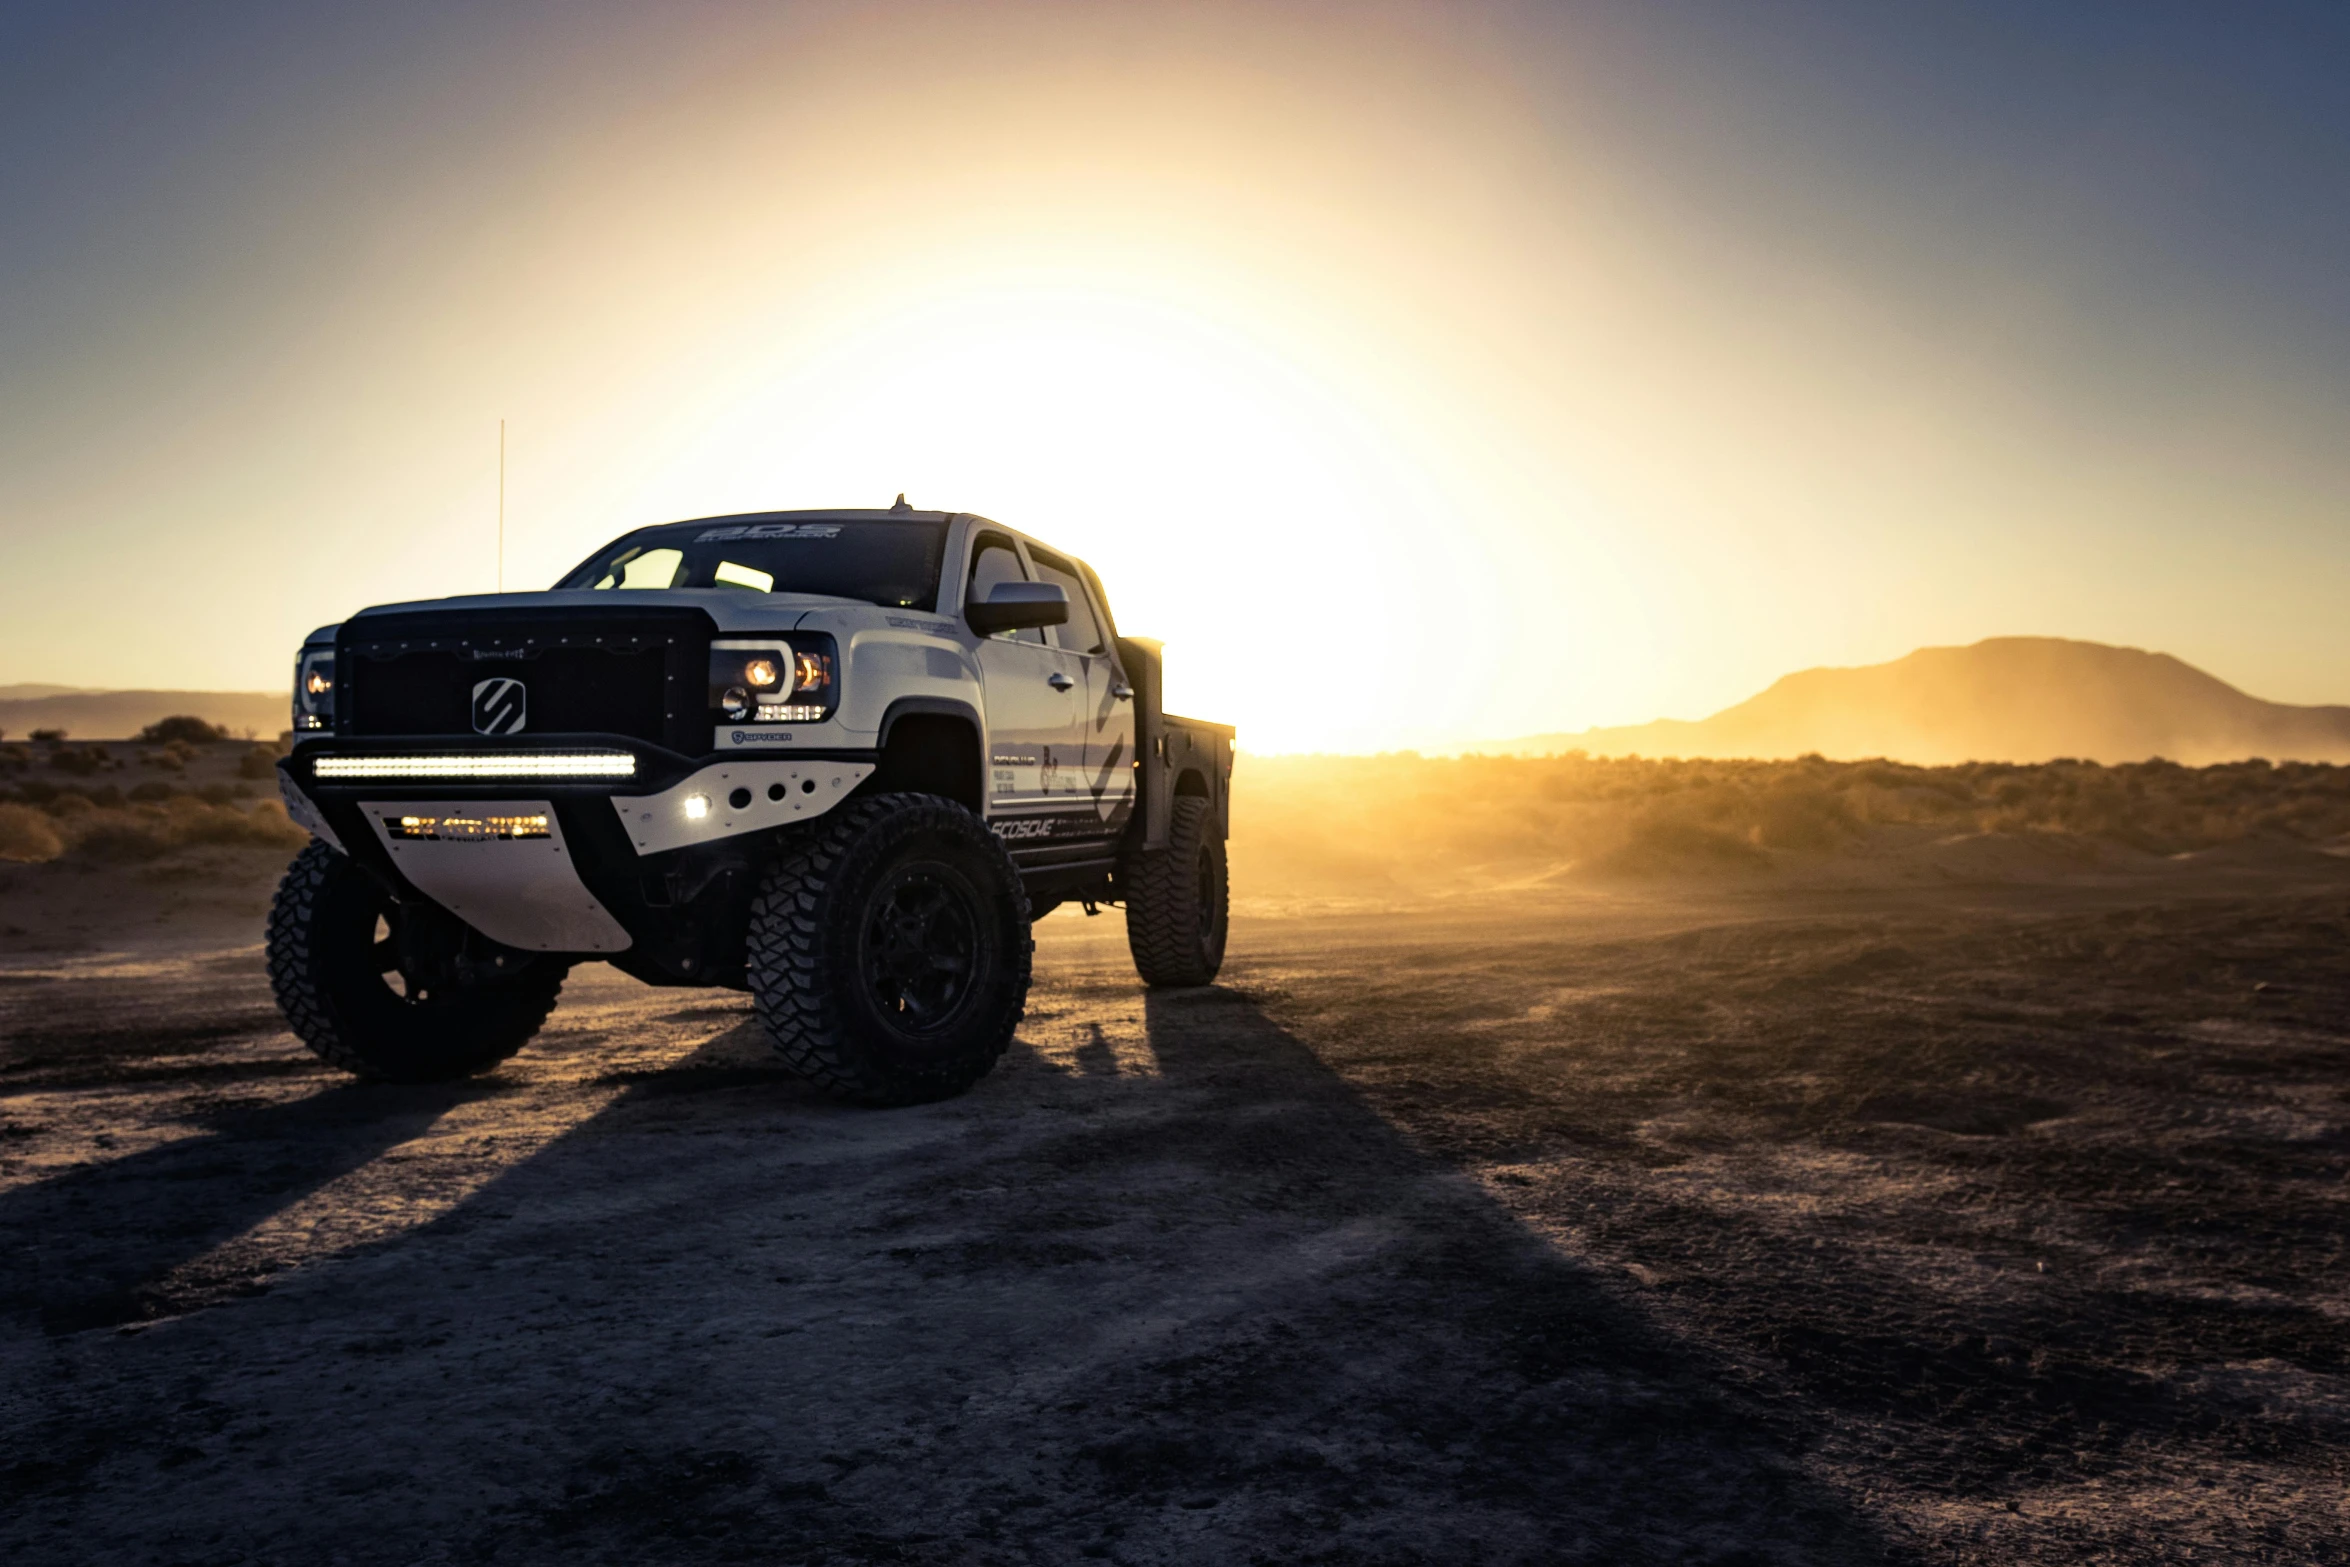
[{"xmin": 585, "ymin": 267, "xmax": 1510, "ymax": 753}]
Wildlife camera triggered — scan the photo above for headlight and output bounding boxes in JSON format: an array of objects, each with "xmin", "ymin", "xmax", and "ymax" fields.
[
  {"xmin": 708, "ymin": 636, "xmax": 836, "ymax": 725},
  {"xmin": 293, "ymin": 649, "xmax": 336, "ymax": 731}
]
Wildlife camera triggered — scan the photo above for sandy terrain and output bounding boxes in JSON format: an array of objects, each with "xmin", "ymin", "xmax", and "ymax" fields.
[{"xmin": 3, "ymin": 850, "xmax": 2347, "ymax": 1564}]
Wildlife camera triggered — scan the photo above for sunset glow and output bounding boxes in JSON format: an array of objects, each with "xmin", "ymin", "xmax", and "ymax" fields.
[{"xmin": 4, "ymin": 3, "xmax": 2348, "ymax": 750}]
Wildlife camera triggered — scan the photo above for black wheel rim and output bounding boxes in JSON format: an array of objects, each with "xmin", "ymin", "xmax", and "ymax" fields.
[
  {"xmin": 326, "ymin": 870, "xmax": 508, "ymax": 1010},
  {"xmin": 335, "ymin": 884, "xmax": 435, "ymax": 1007},
  {"xmin": 371, "ymin": 910, "xmax": 422, "ymax": 1002},
  {"xmin": 860, "ymin": 861, "xmax": 984, "ymax": 1037}
]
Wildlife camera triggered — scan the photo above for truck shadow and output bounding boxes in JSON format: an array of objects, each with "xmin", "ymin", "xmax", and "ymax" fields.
[
  {"xmin": 4, "ymin": 981, "xmax": 1907, "ymax": 1564},
  {"xmin": 0, "ymin": 1079, "xmax": 496, "ymax": 1335}
]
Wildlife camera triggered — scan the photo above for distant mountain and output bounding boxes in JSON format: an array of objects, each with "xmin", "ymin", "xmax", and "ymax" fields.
[
  {"xmin": 1473, "ymin": 638, "xmax": 2350, "ymax": 766},
  {"xmin": 0, "ymin": 689, "xmax": 286, "ymax": 741}
]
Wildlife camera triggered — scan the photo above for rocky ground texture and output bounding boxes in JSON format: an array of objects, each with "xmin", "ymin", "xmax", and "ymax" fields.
[{"xmin": 3, "ymin": 858, "xmax": 2346, "ymax": 1563}]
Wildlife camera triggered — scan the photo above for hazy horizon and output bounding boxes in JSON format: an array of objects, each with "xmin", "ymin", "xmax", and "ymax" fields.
[
  {"xmin": 6, "ymin": 2, "xmax": 2350, "ymax": 752},
  {"xmin": 16, "ymin": 632, "xmax": 2350, "ymax": 769}
]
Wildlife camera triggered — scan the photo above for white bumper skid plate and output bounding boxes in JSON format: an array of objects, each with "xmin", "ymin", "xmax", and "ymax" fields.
[
  {"xmin": 612, "ymin": 760, "xmax": 875, "ymax": 855},
  {"xmin": 362, "ymin": 799, "xmax": 632, "ymax": 953}
]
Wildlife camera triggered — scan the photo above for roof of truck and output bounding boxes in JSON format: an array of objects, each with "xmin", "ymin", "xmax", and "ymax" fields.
[{"xmin": 653, "ymin": 505, "xmax": 964, "ymax": 528}]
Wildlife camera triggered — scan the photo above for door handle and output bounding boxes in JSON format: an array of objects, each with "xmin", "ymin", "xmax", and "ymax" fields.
[
  {"xmin": 1047, "ymin": 672, "xmax": 1075, "ymax": 691},
  {"xmin": 1110, "ymin": 682, "xmax": 1134, "ymax": 700}
]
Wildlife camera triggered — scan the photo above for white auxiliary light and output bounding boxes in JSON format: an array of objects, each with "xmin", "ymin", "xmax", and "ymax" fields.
[
  {"xmin": 683, "ymin": 793, "xmax": 711, "ymax": 820},
  {"xmin": 314, "ymin": 753, "xmax": 637, "ymax": 780}
]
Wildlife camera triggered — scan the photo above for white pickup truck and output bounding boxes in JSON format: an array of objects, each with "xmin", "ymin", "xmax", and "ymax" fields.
[{"xmin": 270, "ymin": 503, "xmax": 1233, "ymax": 1104}]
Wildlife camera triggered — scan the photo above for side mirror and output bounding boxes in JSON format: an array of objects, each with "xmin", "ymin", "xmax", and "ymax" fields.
[{"xmin": 967, "ymin": 580, "xmax": 1070, "ymax": 635}]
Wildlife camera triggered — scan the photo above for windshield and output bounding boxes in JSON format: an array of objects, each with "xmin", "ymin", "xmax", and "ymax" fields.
[{"xmin": 556, "ymin": 519, "xmax": 949, "ymax": 610}]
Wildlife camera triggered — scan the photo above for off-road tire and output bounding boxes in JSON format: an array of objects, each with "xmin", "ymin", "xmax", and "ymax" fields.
[
  {"xmin": 747, "ymin": 793, "xmax": 1032, "ymax": 1106},
  {"xmin": 1124, "ymin": 795, "xmax": 1228, "ymax": 987},
  {"xmin": 267, "ymin": 841, "xmax": 568, "ymax": 1082}
]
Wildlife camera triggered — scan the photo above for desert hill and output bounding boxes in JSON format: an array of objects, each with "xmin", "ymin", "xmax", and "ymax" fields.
[
  {"xmin": 1474, "ymin": 637, "xmax": 2350, "ymax": 765},
  {"xmin": 0, "ymin": 689, "xmax": 287, "ymax": 742}
]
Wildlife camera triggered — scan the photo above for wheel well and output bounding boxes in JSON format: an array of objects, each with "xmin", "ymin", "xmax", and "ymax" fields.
[
  {"xmin": 1173, "ymin": 768, "xmax": 1211, "ymax": 799},
  {"xmin": 869, "ymin": 713, "xmax": 983, "ymax": 810}
]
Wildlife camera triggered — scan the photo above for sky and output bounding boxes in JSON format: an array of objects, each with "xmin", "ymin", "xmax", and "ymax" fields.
[{"xmin": 3, "ymin": 0, "xmax": 2347, "ymax": 752}]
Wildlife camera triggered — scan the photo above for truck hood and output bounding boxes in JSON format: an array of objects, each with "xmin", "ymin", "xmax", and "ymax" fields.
[{"xmin": 345, "ymin": 588, "xmax": 873, "ymax": 632}]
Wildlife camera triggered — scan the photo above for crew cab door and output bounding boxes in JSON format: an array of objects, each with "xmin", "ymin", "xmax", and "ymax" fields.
[
  {"xmin": 965, "ymin": 533, "xmax": 1085, "ymax": 816},
  {"xmin": 1028, "ymin": 544, "xmax": 1135, "ymax": 837}
]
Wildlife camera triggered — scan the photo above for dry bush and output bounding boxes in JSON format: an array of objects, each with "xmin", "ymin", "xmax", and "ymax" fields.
[
  {"xmin": 137, "ymin": 715, "xmax": 231, "ymax": 745},
  {"xmin": 0, "ymin": 791, "xmax": 308, "ymax": 865},
  {"xmin": 76, "ymin": 798, "xmax": 308, "ymax": 862},
  {"xmin": 1231, "ymin": 753, "xmax": 2350, "ymax": 889},
  {"xmin": 0, "ymin": 803, "xmax": 65, "ymax": 863}
]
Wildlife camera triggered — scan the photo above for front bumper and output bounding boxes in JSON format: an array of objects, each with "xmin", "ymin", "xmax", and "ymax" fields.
[{"xmin": 281, "ymin": 735, "xmax": 875, "ymax": 960}]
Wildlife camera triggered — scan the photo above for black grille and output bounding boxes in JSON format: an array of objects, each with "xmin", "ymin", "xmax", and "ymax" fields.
[{"xmin": 338, "ymin": 607, "xmax": 714, "ymax": 751}]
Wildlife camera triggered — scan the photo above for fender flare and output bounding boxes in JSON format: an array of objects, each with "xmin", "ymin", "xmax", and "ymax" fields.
[{"xmin": 878, "ymin": 695, "xmax": 983, "ymax": 748}]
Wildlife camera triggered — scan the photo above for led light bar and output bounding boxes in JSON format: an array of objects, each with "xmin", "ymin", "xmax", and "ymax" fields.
[
  {"xmin": 387, "ymin": 813, "xmax": 551, "ymax": 841},
  {"xmin": 754, "ymin": 702, "xmax": 829, "ymax": 723},
  {"xmin": 314, "ymin": 753, "xmax": 637, "ymax": 780}
]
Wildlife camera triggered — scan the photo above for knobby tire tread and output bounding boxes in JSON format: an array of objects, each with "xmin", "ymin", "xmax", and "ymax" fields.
[
  {"xmin": 746, "ymin": 793, "xmax": 1032, "ymax": 1105},
  {"xmin": 267, "ymin": 841, "xmax": 564, "ymax": 1081},
  {"xmin": 1125, "ymin": 795, "xmax": 1226, "ymax": 988}
]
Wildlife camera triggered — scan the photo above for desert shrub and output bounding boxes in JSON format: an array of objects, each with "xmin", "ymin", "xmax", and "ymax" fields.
[
  {"xmin": 161, "ymin": 797, "xmax": 303, "ymax": 848},
  {"xmin": 137, "ymin": 715, "xmax": 230, "ymax": 745},
  {"xmin": 47, "ymin": 744, "xmax": 108, "ymax": 776},
  {"xmin": 1229, "ymin": 752, "xmax": 2350, "ymax": 890},
  {"xmin": 29, "ymin": 728, "xmax": 65, "ymax": 744},
  {"xmin": 37, "ymin": 797, "xmax": 309, "ymax": 864},
  {"xmin": 128, "ymin": 780, "xmax": 175, "ymax": 803},
  {"xmin": 53, "ymin": 818, "xmax": 163, "ymax": 861},
  {"xmin": 0, "ymin": 803, "xmax": 64, "ymax": 863},
  {"xmin": 1596, "ymin": 817, "xmax": 1768, "ymax": 874},
  {"xmin": 1751, "ymin": 784, "xmax": 1857, "ymax": 849},
  {"xmin": 238, "ymin": 744, "xmax": 281, "ymax": 780}
]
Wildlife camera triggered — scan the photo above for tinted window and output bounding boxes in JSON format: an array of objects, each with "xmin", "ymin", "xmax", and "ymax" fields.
[
  {"xmin": 1028, "ymin": 547, "xmax": 1106, "ymax": 656},
  {"xmin": 559, "ymin": 519, "xmax": 947, "ymax": 609},
  {"xmin": 966, "ymin": 536, "xmax": 1044, "ymax": 644}
]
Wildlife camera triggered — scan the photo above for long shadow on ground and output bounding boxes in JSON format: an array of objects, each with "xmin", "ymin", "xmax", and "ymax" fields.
[
  {"xmin": 1, "ymin": 1081, "xmax": 487, "ymax": 1335},
  {"xmin": 1, "ymin": 981, "xmax": 1904, "ymax": 1565},
  {"xmin": 1241, "ymin": 893, "xmax": 2350, "ymax": 1558}
]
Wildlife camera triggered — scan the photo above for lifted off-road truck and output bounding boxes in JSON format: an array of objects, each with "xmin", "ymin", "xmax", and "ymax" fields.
[{"xmin": 269, "ymin": 505, "xmax": 1232, "ymax": 1104}]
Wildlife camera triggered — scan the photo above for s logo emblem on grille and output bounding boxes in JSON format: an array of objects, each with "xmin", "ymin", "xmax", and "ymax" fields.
[{"xmin": 471, "ymin": 677, "xmax": 526, "ymax": 735}]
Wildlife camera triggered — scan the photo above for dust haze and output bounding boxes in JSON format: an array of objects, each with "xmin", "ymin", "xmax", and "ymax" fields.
[{"xmin": 1471, "ymin": 638, "xmax": 2350, "ymax": 768}]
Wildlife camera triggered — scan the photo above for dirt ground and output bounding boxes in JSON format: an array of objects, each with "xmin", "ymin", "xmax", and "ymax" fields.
[{"xmin": 3, "ymin": 850, "xmax": 2347, "ymax": 1564}]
